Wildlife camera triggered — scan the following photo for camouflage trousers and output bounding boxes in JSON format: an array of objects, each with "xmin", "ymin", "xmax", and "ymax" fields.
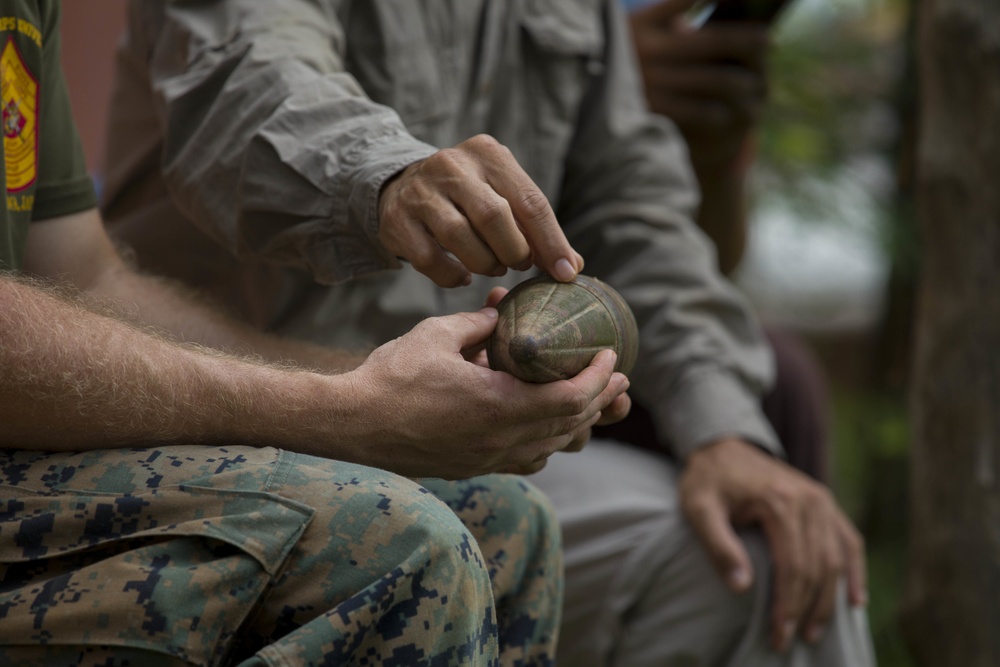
[{"xmin": 0, "ymin": 446, "xmax": 562, "ymax": 667}]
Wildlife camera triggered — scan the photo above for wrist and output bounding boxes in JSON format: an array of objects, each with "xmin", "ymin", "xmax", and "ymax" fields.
[
  {"xmin": 688, "ymin": 436, "xmax": 743, "ymax": 460},
  {"xmin": 686, "ymin": 437, "xmax": 773, "ymax": 469},
  {"xmin": 191, "ymin": 354, "xmax": 348, "ymax": 453}
]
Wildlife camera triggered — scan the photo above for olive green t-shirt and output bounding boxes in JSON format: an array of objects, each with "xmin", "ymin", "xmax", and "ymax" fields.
[{"xmin": 0, "ymin": 0, "xmax": 97, "ymax": 271}]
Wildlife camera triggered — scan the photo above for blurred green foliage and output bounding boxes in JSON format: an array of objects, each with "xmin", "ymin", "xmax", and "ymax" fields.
[
  {"xmin": 756, "ymin": 0, "xmax": 909, "ymax": 230},
  {"xmin": 751, "ymin": 1, "xmax": 918, "ymax": 665},
  {"xmin": 832, "ymin": 389, "xmax": 913, "ymax": 667}
]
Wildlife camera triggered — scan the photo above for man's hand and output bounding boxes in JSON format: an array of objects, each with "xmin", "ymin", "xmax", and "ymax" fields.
[
  {"xmin": 680, "ymin": 439, "xmax": 866, "ymax": 653},
  {"xmin": 346, "ymin": 306, "xmax": 629, "ymax": 479},
  {"xmin": 629, "ymin": 0, "xmax": 770, "ymax": 172},
  {"xmin": 479, "ymin": 285, "xmax": 633, "ymax": 457},
  {"xmin": 378, "ymin": 134, "xmax": 585, "ymax": 288},
  {"xmin": 476, "ymin": 285, "xmax": 633, "ymax": 463}
]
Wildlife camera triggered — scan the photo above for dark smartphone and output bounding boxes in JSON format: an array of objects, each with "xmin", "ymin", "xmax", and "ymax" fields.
[{"xmin": 701, "ymin": 0, "xmax": 793, "ymax": 24}]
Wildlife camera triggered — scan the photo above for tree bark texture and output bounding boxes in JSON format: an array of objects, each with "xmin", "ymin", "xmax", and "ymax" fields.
[{"xmin": 903, "ymin": 0, "xmax": 1000, "ymax": 664}]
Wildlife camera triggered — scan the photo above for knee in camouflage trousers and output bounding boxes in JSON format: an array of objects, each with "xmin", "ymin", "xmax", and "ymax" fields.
[{"xmin": 0, "ymin": 446, "xmax": 562, "ymax": 667}]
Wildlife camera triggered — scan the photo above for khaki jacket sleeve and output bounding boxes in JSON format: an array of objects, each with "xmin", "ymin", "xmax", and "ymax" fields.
[
  {"xmin": 133, "ymin": 0, "xmax": 436, "ymax": 284},
  {"xmin": 559, "ymin": 1, "xmax": 781, "ymax": 459}
]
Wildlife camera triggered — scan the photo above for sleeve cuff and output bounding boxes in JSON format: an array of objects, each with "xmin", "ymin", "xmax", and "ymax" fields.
[
  {"xmin": 651, "ymin": 367, "xmax": 784, "ymax": 461},
  {"xmin": 32, "ymin": 177, "xmax": 98, "ymax": 221},
  {"xmin": 329, "ymin": 132, "xmax": 438, "ymax": 281}
]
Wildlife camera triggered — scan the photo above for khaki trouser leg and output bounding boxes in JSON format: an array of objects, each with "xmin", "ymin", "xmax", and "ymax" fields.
[{"xmin": 529, "ymin": 440, "xmax": 876, "ymax": 667}]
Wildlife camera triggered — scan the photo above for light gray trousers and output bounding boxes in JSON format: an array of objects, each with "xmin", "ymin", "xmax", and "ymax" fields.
[{"xmin": 529, "ymin": 440, "xmax": 876, "ymax": 667}]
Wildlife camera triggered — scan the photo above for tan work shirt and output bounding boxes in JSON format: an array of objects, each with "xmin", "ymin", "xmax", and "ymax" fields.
[{"xmin": 102, "ymin": 0, "xmax": 780, "ymax": 459}]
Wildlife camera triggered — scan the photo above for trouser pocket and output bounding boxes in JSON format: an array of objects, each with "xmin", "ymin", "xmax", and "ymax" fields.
[{"xmin": 0, "ymin": 481, "xmax": 313, "ymax": 667}]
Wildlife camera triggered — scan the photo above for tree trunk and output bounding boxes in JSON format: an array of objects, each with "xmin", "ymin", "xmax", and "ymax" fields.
[{"xmin": 902, "ymin": 0, "xmax": 1000, "ymax": 664}]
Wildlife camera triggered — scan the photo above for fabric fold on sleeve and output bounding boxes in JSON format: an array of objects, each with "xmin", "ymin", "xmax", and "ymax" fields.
[{"xmin": 143, "ymin": 0, "xmax": 438, "ymax": 285}]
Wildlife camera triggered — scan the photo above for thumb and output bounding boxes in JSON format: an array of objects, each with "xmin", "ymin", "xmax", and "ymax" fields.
[
  {"xmin": 438, "ymin": 308, "xmax": 500, "ymax": 351},
  {"xmin": 633, "ymin": 0, "xmax": 700, "ymax": 23},
  {"xmin": 686, "ymin": 493, "xmax": 755, "ymax": 593}
]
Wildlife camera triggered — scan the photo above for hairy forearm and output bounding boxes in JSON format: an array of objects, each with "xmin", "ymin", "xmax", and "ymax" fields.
[
  {"xmin": 23, "ymin": 210, "xmax": 368, "ymax": 373},
  {"xmin": 84, "ymin": 259, "xmax": 369, "ymax": 373},
  {"xmin": 0, "ymin": 275, "xmax": 358, "ymax": 454}
]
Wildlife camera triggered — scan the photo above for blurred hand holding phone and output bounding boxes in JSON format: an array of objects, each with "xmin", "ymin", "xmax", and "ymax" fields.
[
  {"xmin": 692, "ymin": 0, "xmax": 794, "ymax": 26},
  {"xmin": 627, "ymin": 0, "xmax": 789, "ymax": 172}
]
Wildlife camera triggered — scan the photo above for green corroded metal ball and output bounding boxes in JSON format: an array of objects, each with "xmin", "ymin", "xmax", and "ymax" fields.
[{"xmin": 487, "ymin": 274, "xmax": 638, "ymax": 383}]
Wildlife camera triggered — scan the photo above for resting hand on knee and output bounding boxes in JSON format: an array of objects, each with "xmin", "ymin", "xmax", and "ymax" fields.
[{"xmin": 679, "ymin": 438, "xmax": 867, "ymax": 653}]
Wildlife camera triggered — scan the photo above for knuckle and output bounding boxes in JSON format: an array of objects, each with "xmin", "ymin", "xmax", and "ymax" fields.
[
  {"xmin": 826, "ymin": 549, "xmax": 846, "ymax": 574},
  {"xmin": 803, "ymin": 489, "xmax": 829, "ymax": 514},
  {"xmin": 681, "ymin": 494, "xmax": 713, "ymax": 521},
  {"xmin": 429, "ymin": 147, "xmax": 463, "ymax": 173},
  {"xmin": 473, "ymin": 197, "xmax": 513, "ymax": 229},
  {"xmin": 565, "ymin": 387, "xmax": 590, "ymax": 415},
  {"xmin": 467, "ymin": 133, "xmax": 504, "ymax": 153},
  {"xmin": 564, "ymin": 415, "xmax": 583, "ymax": 435},
  {"xmin": 781, "ymin": 545, "xmax": 803, "ymax": 571},
  {"xmin": 548, "ymin": 416, "xmax": 577, "ymax": 440},
  {"xmin": 405, "ymin": 181, "xmax": 441, "ymax": 215},
  {"xmin": 516, "ymin": 189, "xmax": 553, "ymax": 225},
  {"xmin": 763, "ymin": 484, "xmax": 795, "ymax": 516},
  {"xmin": 547, "ymin": 417, "xmax": 575, "ymax": 449},
  {"xmin": 407, "ymin": 245, "xmax": 439, "ymax": 270},
  {"xmin": 434, "ymin": 215, "xmax": 468, "ymax": 245},
  {"xmin": 812, "ymin": 484, "xmax": 835, "ymax": 505},
  {"xmin": 812, "ymin": 551, "xmax": 832, "ymax": 578}
]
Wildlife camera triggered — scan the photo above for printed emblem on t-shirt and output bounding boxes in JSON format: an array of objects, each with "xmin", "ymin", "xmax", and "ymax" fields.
[{"xmin": 1, "ymin": 35, "xmax": 38, "ymax": 193}]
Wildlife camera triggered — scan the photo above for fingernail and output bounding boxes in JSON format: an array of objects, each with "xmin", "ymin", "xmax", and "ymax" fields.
[
  {"xmin": 574, "ymin": 252, "xmax": 585, "ymax": 271},
  {"xmin": 480, "ymin": 307, "xmax": 498, "ymax": 319},
  {"xmin": 728, "ymin": 567, "xmax": 751, "ymax": 591},
  {"xmin": 807, "ymin": 624, "xmax": 825, "ymax": 644},
  {"xmin": 553, "ymin": 258, "xmax": 577, "ymax": 282}
]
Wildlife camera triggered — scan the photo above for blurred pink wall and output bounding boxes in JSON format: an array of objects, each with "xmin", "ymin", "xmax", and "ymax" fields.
[{"xmin": 60, "ymin": 0, "xmax": 128, "ymax": 175}]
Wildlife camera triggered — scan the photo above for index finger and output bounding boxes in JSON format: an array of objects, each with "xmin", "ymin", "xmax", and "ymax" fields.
[{"xmin": 480, "ymin": 149, "xmax": 584, "ymax": 282}]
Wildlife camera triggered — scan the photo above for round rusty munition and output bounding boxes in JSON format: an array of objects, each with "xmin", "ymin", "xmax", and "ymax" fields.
[{"xmin": 487, "ymin": 274, "xmax": 638, "ymax": 383}]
